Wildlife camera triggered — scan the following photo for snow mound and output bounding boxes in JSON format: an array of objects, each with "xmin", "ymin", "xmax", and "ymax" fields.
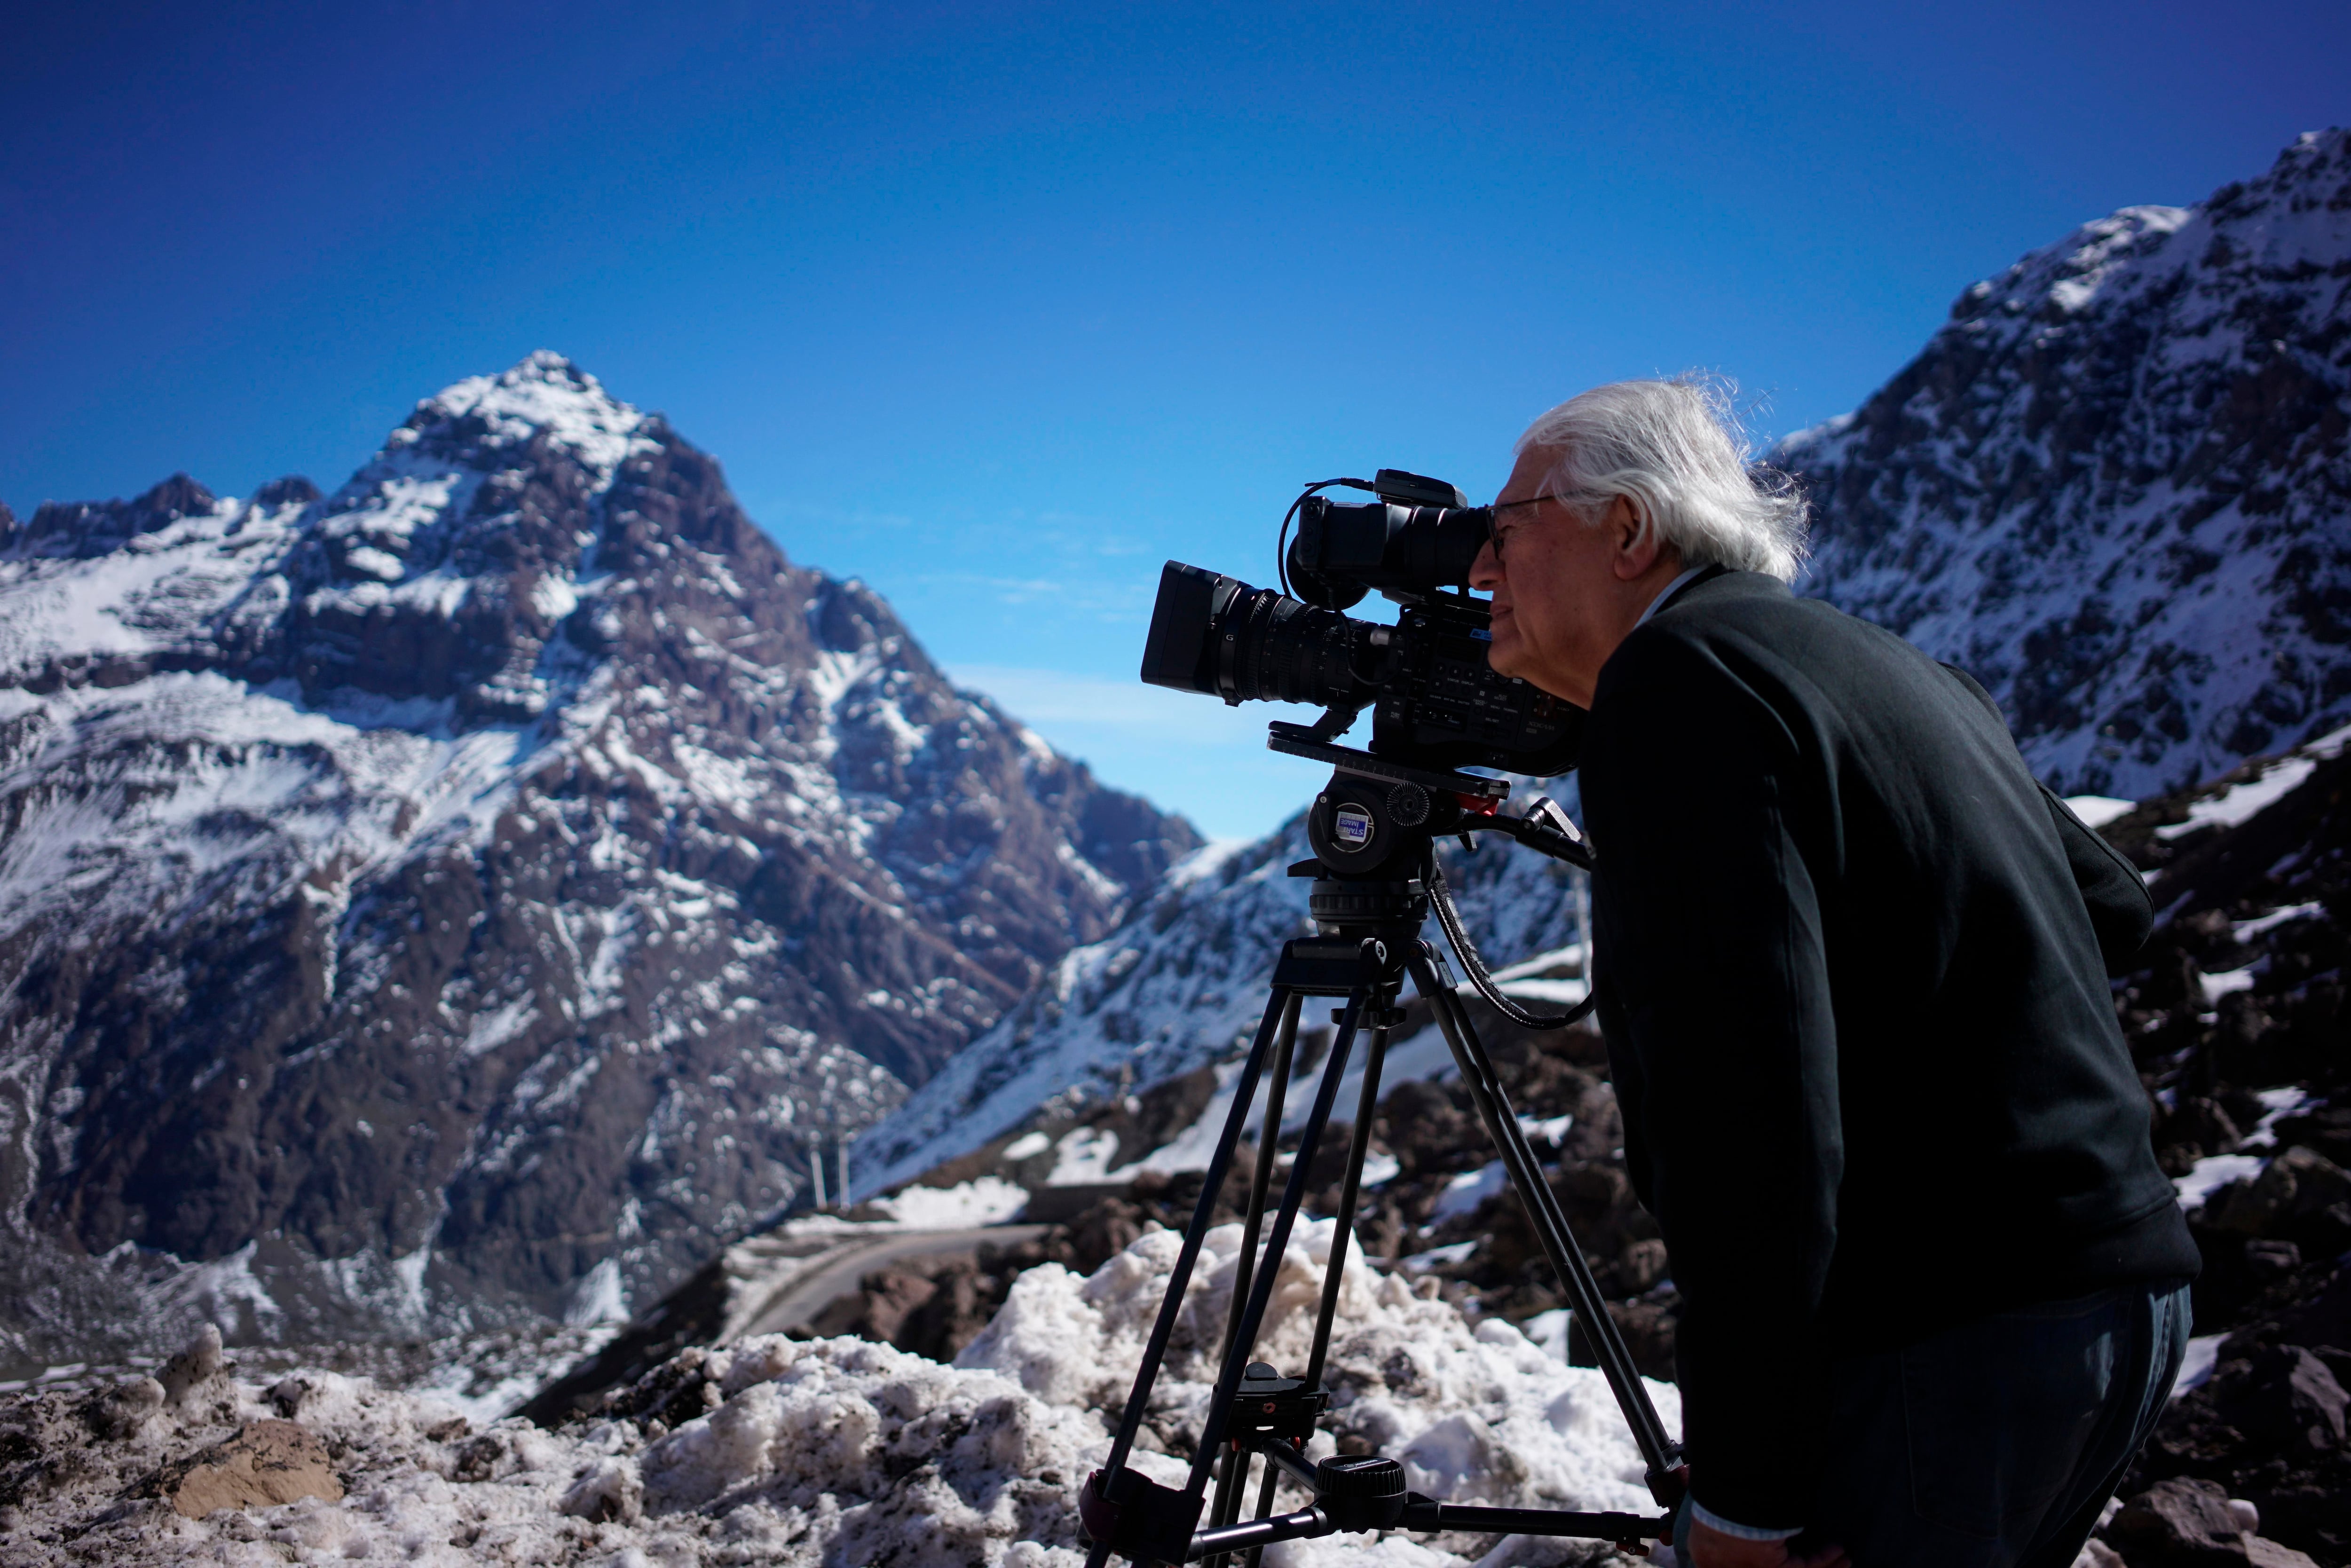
[
  {"xmin": 960, "ymin": 1217, "xmax": 1673, "ymax": 1528},
  {"xmin": 0, "ymin": 1222, "xmax": 1673, "ymax": 1566}
]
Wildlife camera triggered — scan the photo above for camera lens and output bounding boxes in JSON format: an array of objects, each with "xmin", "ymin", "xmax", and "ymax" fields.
[{"xmin": 1141, "ymin": 562, "xmax": 1367, "ymax": 709}]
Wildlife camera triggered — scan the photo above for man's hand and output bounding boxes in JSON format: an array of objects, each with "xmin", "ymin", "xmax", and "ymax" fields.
[{"xmin": 1682, "ymin": 1516, "xmax": 1848, "ymax": 1568}]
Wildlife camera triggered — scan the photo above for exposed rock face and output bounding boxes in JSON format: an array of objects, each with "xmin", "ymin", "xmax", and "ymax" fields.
[
  {"xmin": 1784, "ymin": 128, "xmax": 2351, "ymax": 799},
  {"xmin": 0, "ymin": 353, "xmax": 1195, "ymax": 1363}
]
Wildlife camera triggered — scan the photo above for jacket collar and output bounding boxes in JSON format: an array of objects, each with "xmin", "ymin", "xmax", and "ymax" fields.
[{"xmin": 1645, "ymin": 561, "xmax": 1740, "ymax": 621}]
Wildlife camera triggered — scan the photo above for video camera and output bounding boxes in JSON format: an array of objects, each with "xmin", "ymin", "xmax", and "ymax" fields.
[{"xmin": 1137, "ymin": 469, "xmax": 1581, "ymax": 778}]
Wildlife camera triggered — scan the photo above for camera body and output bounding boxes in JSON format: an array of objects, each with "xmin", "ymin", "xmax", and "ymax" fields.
[{"xmin": 1138, "ymin": 470, "xmax": 1581, "ymax": 778}]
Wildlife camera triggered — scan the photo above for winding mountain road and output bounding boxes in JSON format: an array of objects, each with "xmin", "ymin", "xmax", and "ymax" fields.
[{"xmin": 728, "ymin": 1224, "xmax": 1054, "ymax": 1341}]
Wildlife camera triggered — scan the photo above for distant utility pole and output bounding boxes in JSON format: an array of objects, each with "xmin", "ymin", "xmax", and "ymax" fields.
[
  {"xmin": 809, "ymin": 1139, "xmax": 828, "ymax": 1211},
  {"xmin": 837, "ymin": 1140, "xmax": 851, "ymax": 1210}
]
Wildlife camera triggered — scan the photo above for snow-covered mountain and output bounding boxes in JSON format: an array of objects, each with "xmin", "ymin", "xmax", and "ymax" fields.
[
  {"xmin": 1782, "ymin": 127, "xmax": 2351, "ymax": 798},
  {"xmin": 855, "ymin": 129, "xmax": 2351, "ymax": 1197},
  {"xmin": 0, "ymin": 353, "xmax": 1195, "ymax": 1365}
]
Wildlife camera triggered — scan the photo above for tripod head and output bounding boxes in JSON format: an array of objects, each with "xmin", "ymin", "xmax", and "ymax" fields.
[{"xmin": 1273, "ymin": 720, "xmax": 1593, "ymax": 948}]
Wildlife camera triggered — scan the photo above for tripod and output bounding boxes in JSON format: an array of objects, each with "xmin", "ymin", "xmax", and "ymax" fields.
[{"xmin": 1077, "ymin": 741, "xmax": 1686, "ymax": 1567}]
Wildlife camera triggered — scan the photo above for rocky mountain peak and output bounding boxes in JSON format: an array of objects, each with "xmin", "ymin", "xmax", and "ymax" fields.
[
  {"xmin": 1784, "ymin": 127, "xmax": 2351, "ymax": 798},
  {"xmin": 318, "ymin": 353, "xmax": 649, "ymax": 590},
  {"xmin": 0, "ymin": 359, "xmax": 1197, "ymax": 1365},
  {"xmin": 0, "ymin": 472, "xmax": 226, "ymax": 561}
]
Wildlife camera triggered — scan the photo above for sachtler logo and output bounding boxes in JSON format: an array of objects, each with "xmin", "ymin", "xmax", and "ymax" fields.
[{"xmin": 1333, "ymin": 804, "xmax": 1373, "ymax": 849}]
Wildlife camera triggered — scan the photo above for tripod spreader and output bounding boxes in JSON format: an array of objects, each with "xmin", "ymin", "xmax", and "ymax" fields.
[{"xmin": 1087, "ymin": 1439, "xmax": 1674, "ymax": 1566}]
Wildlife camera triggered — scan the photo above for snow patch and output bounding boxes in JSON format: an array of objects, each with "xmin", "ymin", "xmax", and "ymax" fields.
[
  {"xmin": 2064, "ymin": 795, "xmax": 2137, "ymax": 830},
  {"xmin": 872, "ymin": 1177, "xmax": 1031, "ymax": 1228},
  {"xmin": 2174, "ymin": 1332, "xmax": 2227, "ymax": 1397},
  {"xmin": 1431, "ymin": 1161, "xmax": 1508, "ymax": 1220},
  {"xmin": 563, "ymin": 1258, "xmax": 630, "ymax": 1328},
  {"xmin": 2174, "ymin": 1153, "xmax": 2267, "ymax": 1211}
]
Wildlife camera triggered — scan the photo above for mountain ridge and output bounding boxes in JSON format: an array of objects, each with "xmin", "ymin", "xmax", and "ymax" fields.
[
  {"xmin": 1781, "ymin": 127, "xmax": 2351, "ymax": 798},
  {"xmin": 0, "ymin": 352, "xmax": 1197, "ymax": 1366}
]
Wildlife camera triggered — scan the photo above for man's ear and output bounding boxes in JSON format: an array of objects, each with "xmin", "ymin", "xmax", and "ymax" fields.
[{"xmin": 1608, "ymin": 496, "xmax": 1667, "ymax": 581}]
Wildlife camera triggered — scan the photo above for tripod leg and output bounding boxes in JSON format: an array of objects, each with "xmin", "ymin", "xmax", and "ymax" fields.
[
  {"xmin": 1219, "ymin": 994, "xmax": 1301, "ymax": 1369},
  {"xmin": 1406, "ymin": 947, "xmax": 1684, "ymax": 1496},
  {"xmin": 1179, "ymin": 988, "xmax": 1368, "ymax": 1502},
  {"xmin": 1241, "ymin": 1458, "xmax": 1281, "ymax": 1568},
  {"xmin": 1236, "ymin": 1007, "xmax": 1392, "ymax": 1566},
  {"xmin": 1301, "ymin": 1008, "xmax": 1393, "ymax": 1394},
  {"xmin": 1202, "ymin": 1444, "xmax": 1254, "ymax": 1567},
  {"xmin": 1094, "ymin": 984, "xmax": 1297, "ymax": 1495},
  {"xmin": 1208, "ymin": 995, "xmax": 1300, "ymax": 1548}
]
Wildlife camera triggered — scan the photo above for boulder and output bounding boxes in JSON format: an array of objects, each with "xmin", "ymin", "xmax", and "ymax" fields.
[
  {"xmin": 158, "ymin": 1418, "xmax": 343, "ymax": 1518},
  {"xmin": 2209, "ymin": 1148, "xmax": 2351, "ymax": 1238},
  {"xmin": 2163, "ymin": 1096, "xmax": 2247, "ymax": 1160},
  {"xmin": 84, "ymin": 1375, "xmax": 165, "ymax": 1439},
  {"xmin": 157, "ymin": 1324, "xmax": 228, "ymax": 1407},
  {"xmin": 1618, "ymin": 1238, "xmax": 1670, "ymax": 1294},
  {"xmin": 2212, "ymin": 1345, "xmax": 2347, "ymax": 1456},
  {"xmin": 2107, "ymin": 1479, "xmax": 2319, "ymax": 1567},
  {"xmin": 2112, "ymin": 1477, "xmax": 2248, "ymax": 1565}
]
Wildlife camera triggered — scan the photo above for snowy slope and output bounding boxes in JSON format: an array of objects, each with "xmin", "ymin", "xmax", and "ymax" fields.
[
  {"xmin": 1783, "ymin": 128, "xmax": 2351, "ymax": 798},
  {"xmin": 853, "ymin": 783, "xmax": 1588, "ymax": 1199},
  {"xmin": 0, "ymin": 354, "xmax": 1195, "ymax": 1366}
]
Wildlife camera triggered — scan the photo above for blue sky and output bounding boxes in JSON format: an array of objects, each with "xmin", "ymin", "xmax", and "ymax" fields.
[{"xmin": 4, "ymin": 2, "xmax": 2343, "ymax": 838}]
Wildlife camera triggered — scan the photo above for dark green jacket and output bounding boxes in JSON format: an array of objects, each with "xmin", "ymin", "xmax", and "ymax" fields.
[{"xmin": 1582, "ymin": 569, "xmax": 2197, "ymax": 1530}]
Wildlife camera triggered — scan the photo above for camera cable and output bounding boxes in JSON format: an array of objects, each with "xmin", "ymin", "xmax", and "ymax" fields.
[
  {"xmin": 1425, "ymin": 850, "xmax": 1599, "ymax": 1032},
  {"xmin": 1276, "ymin": 478, "xmax": 1376, "ymax": 599}
]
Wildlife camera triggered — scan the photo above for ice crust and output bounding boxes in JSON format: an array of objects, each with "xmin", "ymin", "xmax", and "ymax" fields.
[{"xmin": 1, "ymin": 1223, "xmax": 1673, "ymax": 1566}]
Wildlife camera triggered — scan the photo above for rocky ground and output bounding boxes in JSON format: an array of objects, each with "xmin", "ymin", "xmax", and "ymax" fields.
[
  {"xmin": 2094, "ymin": 733, "xmax": 2351, "ymax": 1567},
  {"xmin": 0, "ymin": 1220, "xmax": 1675, "ymax": 1566}
]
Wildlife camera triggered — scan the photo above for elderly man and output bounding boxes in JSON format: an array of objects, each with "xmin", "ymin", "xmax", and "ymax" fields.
[{"xmin": 1467, "ymin": 380, "xmax": 2197, "ymax": 1568}]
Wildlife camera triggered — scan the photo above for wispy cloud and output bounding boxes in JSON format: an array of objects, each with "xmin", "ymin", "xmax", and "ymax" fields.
[
  {"xmin": 951, "ymin": 662, "xmax": 1313, "ymax": 838},
  {"xmin": 920, "ymin": 574, "xmax": 1154, "ymax": 617},
  {"xmin": 951, "ymin": 663, "xmax": 1245, "ymax": 739},
  {"xmin": 752, "ymin": 497, "xmax": 918, "ymax": 531}
]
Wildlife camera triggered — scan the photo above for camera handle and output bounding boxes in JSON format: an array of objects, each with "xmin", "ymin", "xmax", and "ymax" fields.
[{"xmin": 1075, "ymin": 769, "xmax": 1683, "ymax": 1568}]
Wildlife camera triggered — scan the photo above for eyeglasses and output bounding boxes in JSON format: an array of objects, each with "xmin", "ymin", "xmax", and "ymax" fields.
[{"xmin": 1486, "ymin": 493, "xmax": 1558, "ymax": 562}]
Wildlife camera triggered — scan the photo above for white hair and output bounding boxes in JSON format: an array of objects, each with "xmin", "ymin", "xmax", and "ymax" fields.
[{"xmin": 1515, "ymin": 377, "xmax": 1809, "ymax": 583}]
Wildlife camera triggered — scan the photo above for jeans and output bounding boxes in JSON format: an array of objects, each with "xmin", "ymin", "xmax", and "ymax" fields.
[{"xmin": 1674, "ymin": 1280, "xmax": 2193, "ymax": 1568}]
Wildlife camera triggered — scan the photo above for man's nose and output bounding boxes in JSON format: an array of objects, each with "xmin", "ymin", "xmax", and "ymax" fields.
[{"xmin": 1468, "ymin": 538, "xmax": 1502, "ymax": 590}]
